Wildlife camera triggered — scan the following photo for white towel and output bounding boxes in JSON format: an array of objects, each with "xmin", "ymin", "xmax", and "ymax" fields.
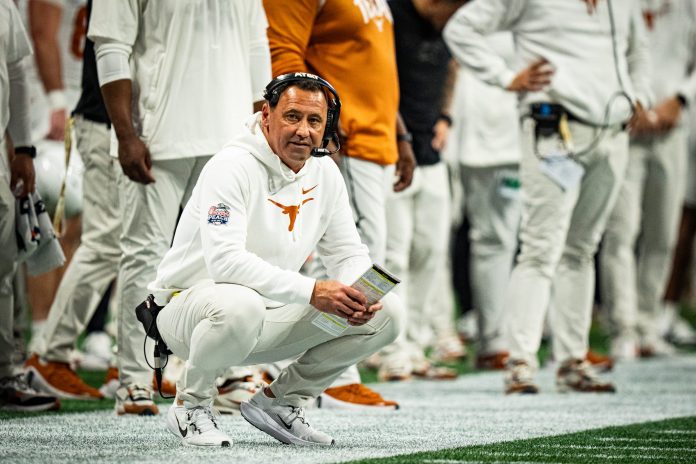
[{"xmin": 16, "ymin": 190, "xmax": 66, "ymax": 276}]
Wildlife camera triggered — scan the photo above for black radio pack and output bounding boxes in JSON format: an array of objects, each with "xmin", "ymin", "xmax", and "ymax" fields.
[
  {"xmin": 530, "ymin": 102, "xmax": 565, "ymax": 138},
  {"xmin": 135, "ymin": 294, "xmax": 173, "ymax": 398}
]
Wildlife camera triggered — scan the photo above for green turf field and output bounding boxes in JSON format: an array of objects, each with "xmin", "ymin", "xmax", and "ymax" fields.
[{"xmin": 347, "ymin": 416, "xmax": 696, "ymax": 464}]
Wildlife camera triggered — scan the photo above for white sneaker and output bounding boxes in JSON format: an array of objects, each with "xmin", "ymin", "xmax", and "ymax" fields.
[
  {"xmin": 78, "ymin": 332, "xmax": 113, "ymax": 371},
  {"xmin": 640, "ymin": 337, "xmax": 677, "ymax": 358},
  {"xmin": 668, "ymin": 315, "xmax": 696, "ymax": 346},
  {"xmin": 240, "ymin": 389, "xmax": 334, "ymax": 446},
  {"xmin": 167, "ymin": 403, "xmax": 232, "ymax": 447},
  {"xmin": 115, "ymin": 383, "xmax": 159, "ymax": 416},
  {"xmin": 610, "ymin": 334, "xmax": 638, "ymax": 360}
]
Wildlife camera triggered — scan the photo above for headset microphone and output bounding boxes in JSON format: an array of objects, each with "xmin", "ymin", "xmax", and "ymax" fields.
[{"xmin": 311, "ymin": 134, "xmax": 341, "ymax": 157}]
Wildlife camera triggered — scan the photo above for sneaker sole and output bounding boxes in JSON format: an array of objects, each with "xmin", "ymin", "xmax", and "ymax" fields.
[
  {"xmin": 556, "ymin": 383, "xmax": 616, "ymax": 393},
  {"xmin": 239, "ymin": 401, "xmax": 335, "ymax": 446},
  {"xmin": 25, "ymin": 367, "xmax": 103, "ymax": 400},
  {"xmin": 115, "ymin": 403, "xmax": 159, "ymax": 416},
  {"xmin": 1, "ymin": 399, "xmax": 61, "ymax": 412}
]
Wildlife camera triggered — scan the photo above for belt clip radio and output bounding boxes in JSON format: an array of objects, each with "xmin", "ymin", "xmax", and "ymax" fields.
[
  {"xmin": 530, "ymin": 103, "xmax": 564, "ymax": 138},
  {"xmin": 135, "ymin": 294, "xmax": 173, "ymax": 398}
]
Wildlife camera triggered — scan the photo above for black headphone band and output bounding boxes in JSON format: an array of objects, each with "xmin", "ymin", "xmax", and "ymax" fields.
[{"xmin": 263, "ymin": 73, "xmax": 341, "ymax": 155}]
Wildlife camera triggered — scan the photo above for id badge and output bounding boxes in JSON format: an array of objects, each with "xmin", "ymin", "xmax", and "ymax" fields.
[{"xmin": 539, "ymin": 154, "xmax": 584, "ymax": 191}]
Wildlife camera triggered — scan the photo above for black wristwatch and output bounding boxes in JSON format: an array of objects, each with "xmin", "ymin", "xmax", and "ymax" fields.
[
  {"xmin": 397, "ymin": 132, "xmax": 413, "ymax": 143},
  {"xmin": 15, "ymin": 146, "xmax": 37, "ymax": 158},
  {"xmin": 438, "ymin": 113, "xmax": 453, "ymax": 127},
  {"xmin": 676, "ymin": 94, "xmax": 688, "ymax": 108}
]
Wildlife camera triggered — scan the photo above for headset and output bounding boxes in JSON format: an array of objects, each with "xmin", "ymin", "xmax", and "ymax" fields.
[{"xmin": 263, "ymin": 72, "xmax": 342, "ymax": 157}]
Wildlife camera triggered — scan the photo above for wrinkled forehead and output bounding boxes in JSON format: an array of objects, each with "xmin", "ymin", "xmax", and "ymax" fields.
[{"xmin": 275, "ymin": 86, "xmax": 328, "ymax": 115}]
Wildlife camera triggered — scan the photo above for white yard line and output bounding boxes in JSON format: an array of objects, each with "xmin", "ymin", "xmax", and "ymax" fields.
[{"xmin": 597, "ymin": 437, "xmax": 686, "ymax": 443}]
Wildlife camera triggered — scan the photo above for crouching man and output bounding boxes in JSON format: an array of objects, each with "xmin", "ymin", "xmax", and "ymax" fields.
[{"xmin": 149, "ymin": 74, "xmax": 405, "ymax": 447}]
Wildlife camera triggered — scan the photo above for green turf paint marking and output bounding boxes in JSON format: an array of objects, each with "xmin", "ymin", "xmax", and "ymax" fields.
[{"xmin": 347, "ymin": 416, "xmax": 696, "ymax": 464}]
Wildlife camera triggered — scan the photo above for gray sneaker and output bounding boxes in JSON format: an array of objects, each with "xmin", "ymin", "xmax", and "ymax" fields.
[{"xmin": 240, "ymin": 389, "xmax": 334, "ymax": 446}]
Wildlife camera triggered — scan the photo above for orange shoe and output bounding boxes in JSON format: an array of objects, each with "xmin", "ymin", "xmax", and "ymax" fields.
[
  {"xmin": 24, "ymin": 354, "xmax": 104, "ymax": 400},
  {"xmin": 152, "ymin": 374, "xmax": 176, "ymax": 396},
  {"xmin": 585, "ymin": 350, "xmax": 614, "ymax": 373},
  {"xmin": 476, "ymin": 351, "xmax": 509, "ymax": 370},
  {"xmin": 319, "ymin": 383, "xmax": 399, "ymax": 410}
]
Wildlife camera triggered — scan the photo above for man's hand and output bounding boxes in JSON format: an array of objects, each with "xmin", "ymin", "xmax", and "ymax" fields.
[
  {"xmin": 310, "ymin": 280, "xmax": 369, "ymax": 320},
  {"xmin": 118, "ymin": 135, "xmax": 156, "ymax": 184},
  {"xmin": 431, "ymin": 119, "xmax": 450, "ymax": 152},
  {"xmin": 581, "ymin": 0, "xmax": 599, "ymax": 15},
  {"xmin": 507, "ymin": 58, "xmax": 554, "ymax": 93},
  {"xmin": 346, "ymin": 301, "xmax": 382, "ymax": 326},
  {"xmin": 653, "ymin": 96, "xmax": 683, "ymax": 132},
  {"xmin": 628, "ymin": 101, "xmax": 658, "ymax": 137},
  {"xmin": 10, "ymin": 153, "xmax": 35, "ymax": 197},
  {"xmin": 394, "ymin": 139, "xmax": 415, "ymax": 192},
  {"xmin": 46, "ymin": 108, "xmax": 66, "ymax": 140}
]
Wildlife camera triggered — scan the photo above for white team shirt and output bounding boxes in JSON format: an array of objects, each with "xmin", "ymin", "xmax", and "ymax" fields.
[
  {"xmin": 150, "ymin": 113, "xmax": 372, "ymax": 307},
  {"xmin": 641, "ymin": 0, "xmax": 696, "ymax": 107},
  {"xmin": 444, "ymin": 0, "xmax": 653, "ymax": 126},
  {"xmin": 1, "ymin": 0, "xmax": 33, "ymax": 141},
  {"xmin": 88, "ymin": 0, "xmax": 271, "ymax": 160},
  {"xmin": 447, "ymin": 33, "xmax": 520, "ymax": 168}
]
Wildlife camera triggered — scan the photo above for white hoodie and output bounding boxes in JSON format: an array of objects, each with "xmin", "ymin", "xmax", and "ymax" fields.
[{"xmin": 149, "ymin": 114, "xmax": 372, "ymax": 307}]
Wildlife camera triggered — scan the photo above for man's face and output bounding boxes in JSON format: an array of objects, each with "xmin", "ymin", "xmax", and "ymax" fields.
[{"xmin": 262, "ymin": 86, "xmax": 328, "ymax": 172}]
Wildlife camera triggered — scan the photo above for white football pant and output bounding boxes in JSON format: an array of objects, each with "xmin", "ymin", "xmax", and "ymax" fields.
[
  {"xmin": 332, "ymin": 156, "xmax": 394, "ymax": 386},
  {"xmin": 504, "ymin": 119, "xmax": 629, "ymax": 369},
  {"xmin": 384, "ymin": 162, "xmax": 450, "ymax": 361},
  {"xmin": 0, "ymin": 138, "xmax": 19, "ymax": 378},
  {"xmin": 156, "ymin": 282, "xmax": 404, "ymax": 407},
  {"xmin": 37, "ymin": 116, "xmax": 120, "ymax": 363},
  {"xmin": 461, "ymin": 164, "xmax": 521, "ymax": 355},
  {"xmin": 600, "ymin": 126, "xmax": 687, "ymax": 347},
  {"xmin": 117, "ymin": 155, "xmax": 210, "ymax": 386}
]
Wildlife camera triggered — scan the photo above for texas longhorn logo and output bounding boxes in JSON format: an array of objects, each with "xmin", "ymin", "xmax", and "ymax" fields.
[{"xmin": 268, "ymin": 185, "xmax": 317, "ymax": 232}]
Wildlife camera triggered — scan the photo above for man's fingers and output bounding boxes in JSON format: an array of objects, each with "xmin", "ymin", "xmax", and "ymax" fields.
[
  {"xmin": 530, "ymin": 58, "xmax": 549, "ymax": 70},
  {"xmin": 367, "ymin": 302, "xmax": 383, "ymax": 313},
  {"xmin": 340, "ymin": 293, "xmax": 366, "ymax": 313},
  {"xmin": 344, "ymin": 286, "xmax": 367, "ymax": 305}
]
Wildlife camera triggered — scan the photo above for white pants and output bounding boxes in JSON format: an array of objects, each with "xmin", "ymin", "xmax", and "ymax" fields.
[
  {"xmin": 0, "ymin": 139, "xmax": 19, "ymax": 378},
  {"xmin": 600, "ymin": 127, "xmax": 687, "ymax": 344},
  {"xmin": 384, "ymin": 163, "xmax": 450, "ymax": 356},
  {"xmin": 339, "ymin": 156, "xmax": 394, "ymax": 266},
  {"xmin": 332, "ymin": 156, "xmax": 394, "ymax": 385},
  {"xmin": 157, "ymin": 283, "xmax": 404, "ymax": 407},
  {"xmin": 504, "ymin": 119, "xmax": 629, "ymax": 368},
  {"xmin": 462, "ymin": 164, "xmax": 521, "ymax": 354},
  {"xmin": 37, "ymin": 117, "xmax": 120, "ymax": 363},
  {"xmin": 117, "ymin": 156, "xmax": 210, "ymax": 386}
]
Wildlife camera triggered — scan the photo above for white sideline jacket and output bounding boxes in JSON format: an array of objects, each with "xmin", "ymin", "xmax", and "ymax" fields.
[
  {"xmin": 88, "ymin": 0, "xmax": 271, "ymax": 160},
  {"xmin": 150, "ymin": 113, "xmax": 372, "ymax": 307},
  {"xmin": 443, "ymin": 0, "xmax": 653, "ymax": 126},
  {"xmin": 642, "ymin": 0, "xmax": 696, "ymax": 107},
  {"xmin": 447, "ymin": 32, "xmax": 520, "ymax": 168},
  {"xmin": 1, "ymin": 0, "xmax": 32, "ymax": 148}
]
